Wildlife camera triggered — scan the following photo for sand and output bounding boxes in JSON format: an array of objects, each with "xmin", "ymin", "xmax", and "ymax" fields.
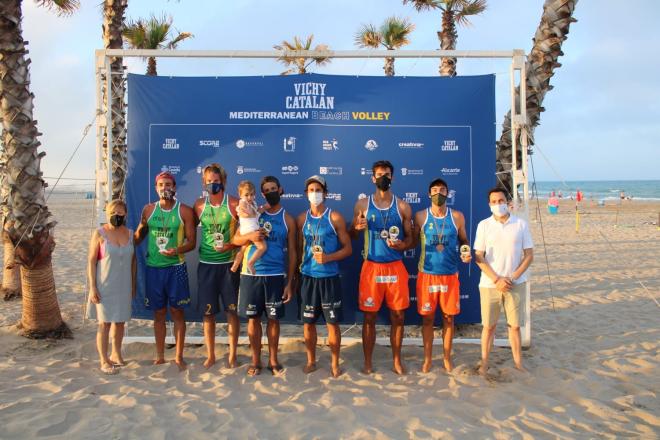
[{"xmin": 0, "ymin": 196, "xmax": 658, "ymax": 439}]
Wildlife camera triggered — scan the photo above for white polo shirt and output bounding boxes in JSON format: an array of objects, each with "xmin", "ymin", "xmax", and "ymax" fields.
[{"xmin": 473, "ymin": 214, "xmax": 533, "ymax": 288}]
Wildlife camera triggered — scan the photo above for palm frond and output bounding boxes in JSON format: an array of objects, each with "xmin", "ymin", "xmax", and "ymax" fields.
[
  {"xmin": 354, "ymin": 24, "xmax": 382, "ymax": 48},
  {"xmin": 381, "ymin": 16, "xmax": 415, "ymax": 49},
  {"xmin": 34, "ymin": 0, "xmax": 80, "ymax": 17},
  {"xmin": 402, "ymin": 0, "xmax": 442, "ymax": 12},
  {"xmin": 167, "ymin": 31, "xmax": 194, "ymax": 49},
  {"xmin": 455, "ymin": 0, "xmax": 487, "ymax": 26}
]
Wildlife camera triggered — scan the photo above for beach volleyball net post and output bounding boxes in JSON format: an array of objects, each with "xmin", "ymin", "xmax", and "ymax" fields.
[{"xmin": 94, "ymin": 49, "xmax": 531, "ymax": 348}]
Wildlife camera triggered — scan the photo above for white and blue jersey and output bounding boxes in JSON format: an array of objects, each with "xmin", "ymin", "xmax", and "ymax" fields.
[
  {"xmin": 364, "ymin": 195, "xmax": 403, "ymax": 263},
  {"xmin": 418, "ymin": 208, "xmax": 460, "ymax": 275},
  {"xmin": 300, "ymin": 208, "xmax": 340, "ymax": 278},
  {"xmin": 241, "ymin": 208, "xmax": 288, "ymax": 276}
]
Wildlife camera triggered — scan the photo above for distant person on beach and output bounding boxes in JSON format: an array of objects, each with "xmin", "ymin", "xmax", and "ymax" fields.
[
  {"xmin": 412, "ymin": 178, "xmax": 471, "ymax": 373},
  {"xmin": 474, "ymin": 187, "xmax": 534, "ymax": 375},
  {"xmin": 87, "ymin": 199, "xmax": 135, "ymax": 375},
  {"xmin": 193, "ymin": 163, "xmax": 241, "ymax": 369},
  {"xmin": 620, "ymin": 191, "xmax": 625, "ymax": 200},
  {"xmin": 134, "ymin": 172, "xmax": 196, "ymax": 370},
  {"xmin": 232, "ymin": 176, "xmax": 297, "ymax": 376},
  {"xmin": 349, "ymin": 160, "xmax": 413, "ymax": 375},
  {"xmin": 576, "ymin": 189, "xmax": 583, "ymax": 202},
  {"xmin": 548, "ymin": 194, "xmax": 560, "ymax": 213},
  {"xmin": 296, "ymin": 175, "xmax": 352, "ymax": 377},
  {"xmin": 231, "ymin": 180, "xmax": 267, "ymax": 274}
]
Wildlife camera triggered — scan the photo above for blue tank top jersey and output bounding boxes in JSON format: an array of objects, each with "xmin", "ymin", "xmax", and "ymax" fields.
[
  {"xmin": 363, "ymin": 195, "xmax": 403, "ymax": 263},
  {"xmin": 418, "ymin": 208, "xmax": 460, "ymax": 275},
  {"xmin": 300, "ymin": 208, "xmax": 340, "ymax": 278},
  {"xmin": 242, "ymin": 208, "xmax": 288, "ymax": 276}
]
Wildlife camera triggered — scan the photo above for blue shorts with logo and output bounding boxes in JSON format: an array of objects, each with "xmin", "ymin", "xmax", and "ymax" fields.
[
  {"xmin": 238, "ymin": 275, "xmax": 285, "ymax": 320},
  {"xmin": 298, "ymin": 274, "xmax": 343, "ymax": 324},
  {"xmin": 197, "ymin": 262, "xmax": 239, "ymax": 315},
  {"xmin": 145, "ymin": 264, "xmax": 191, "ymax": 310}
]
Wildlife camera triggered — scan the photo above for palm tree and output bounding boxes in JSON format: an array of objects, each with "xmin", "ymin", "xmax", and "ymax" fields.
[
  {"xmin": 403, "ymin": 0, "xmax": 486, "ymax": 76},
  {"xmin": 355, "ymin": 17, "xmax": 415, "ymax": 76},
  {"xmin": 274, "ymin": 35, "xmax": 331, "ymax": 75},
  {"xmin": 102, "ymin": 0, "xmax": 128, "ymax": 201},
  {"xmin": 495, "ymin": 0, "xmax": 579, "ymax": 193},
  {"xmin": 122, "ymin": 14, "xmax": 193, "ymax": 76},
  {"xmin": 0, "ymin": 0, "xmax": 78, "ymax": 337}
]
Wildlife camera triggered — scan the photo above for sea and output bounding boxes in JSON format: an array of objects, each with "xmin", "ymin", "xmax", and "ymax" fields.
[{"xmin": 532, "ymin": 180, "xmax": 660, "ymax": 201}]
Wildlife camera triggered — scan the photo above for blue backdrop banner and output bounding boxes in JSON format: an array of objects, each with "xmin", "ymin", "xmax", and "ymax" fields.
[{"xmin": 126, "ymin": 73, "xmax": 495, "ymax": 325}]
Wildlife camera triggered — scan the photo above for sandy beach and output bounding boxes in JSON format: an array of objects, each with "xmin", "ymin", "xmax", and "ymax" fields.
[{"xmin": 0, "ymin": 196, "xmax": 658, "ymax": 439}]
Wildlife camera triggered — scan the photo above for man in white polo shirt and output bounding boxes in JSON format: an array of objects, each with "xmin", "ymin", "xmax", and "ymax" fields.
[{"xmin": 474, "ymin": 187, "xmax": 534, "ymax": 375}]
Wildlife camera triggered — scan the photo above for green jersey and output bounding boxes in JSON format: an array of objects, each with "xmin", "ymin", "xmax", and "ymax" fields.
[
  {"xmin": 146, "ymin": 200, "xmax": 185, "ymax": 268},
  {"xmin": 198, "ymin": 195, "xmax": 236, "ymax": 264}
]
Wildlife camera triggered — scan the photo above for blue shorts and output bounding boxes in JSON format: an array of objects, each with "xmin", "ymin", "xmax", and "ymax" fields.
[
  {"xmin": 238, "ymin": 275, "xmax": 285, "ymax": 320},
  {"xmin": 197, "ymin": 262, "xmax": 239, "ymax": 315},
  {"xmin": 145, "ymin": 264, "xmax": 191, "ymax": 310},
  {"xmin": 298, "ymin": 274, "xmax": 343, "ymax": 324}
]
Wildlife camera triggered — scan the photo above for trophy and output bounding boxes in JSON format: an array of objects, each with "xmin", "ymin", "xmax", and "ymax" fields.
[
  {"xmin": 388, "ymin": 225, "xmax": 400, "ymax": 242},
  {"xmin": 156, "ymin": 235, "xmax": 168, "ymax": 253},
  {"xmin": 262, "ymin": 221, "xmax": 273, "ymax": 236},
  {"xmin": 312, "ymin": 244, "xmax": 323, "ymax": 254},
  {"xmin": 380, "ymin": 229, "xmax": 390, "ymax": 240},
  {"xmin": 460, "ymin": 244, "xmax": 471, "ymax": 257},
  {"xmin": 213, "ymin": 232, "xmax": 224, "ymax": 249}
]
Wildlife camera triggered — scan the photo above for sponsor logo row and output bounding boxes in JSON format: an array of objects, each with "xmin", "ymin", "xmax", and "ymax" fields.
[{"xmin": 161, "ymin": 137, "xmax": 461, "ymax": 152}]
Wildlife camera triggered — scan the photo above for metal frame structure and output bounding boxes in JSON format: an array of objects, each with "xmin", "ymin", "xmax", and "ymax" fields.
[{"xmin": 94, "ymin": 49, "xmax": 531, "ymax": 348}]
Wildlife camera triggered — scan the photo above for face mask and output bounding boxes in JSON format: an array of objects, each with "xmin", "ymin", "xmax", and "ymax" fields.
[
  {"xmin": 264, "ymin": 191, "xmax": 281, "ymax": 206},
  {"xmin": 375, "ymin": 176, "xmax": 391, "ymax": 191},
  {"xmin": 205, "ymin": 182, "xmax": 223, "ymax": 195},
  {"xmin": 308, "ymin": 192, "xmax": 324, "ymax": 207},
  {"xmin": 158, "ymin": 188, "xmax": 175, "ymax": 200},
  {"xmin": 431, "ymin": 193, "xmax": 447, "ymax": 206},
  {"xmin": 109, "ymin": 214, "xmax": 125, "ymax": 227},
  {"xmin": 490, "ymin": 203, "xmax": 509, "ymax": 217}
]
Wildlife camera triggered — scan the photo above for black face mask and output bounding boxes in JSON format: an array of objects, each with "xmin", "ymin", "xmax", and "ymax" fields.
[
  {"xmin": 431, "ymin": 193, "xmax": 447, "ymax": 206},
  {"xmin": 205, "ymin": 182, "xmax": 224, "ymax": 195},
  {"xmin": 109, "ymin": 214, "xmax": 125, "ymax": 227},
  {"xmin": 375, "ymin": 176, "xmax": 391, "ymax": 191},
  {"xmin": 264, "ymin": 191, "xmax": 281, "ymax": 206}
]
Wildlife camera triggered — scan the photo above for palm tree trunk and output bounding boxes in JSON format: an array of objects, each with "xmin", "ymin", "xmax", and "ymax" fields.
[
  {"xmin": 102, "ymin": 0, "xmax": 128, "ymax": 201},
  {"xmin": 147, "ymin": 56, "xmax": 157, "ymax": 76},
  {"xmin": 439, "ymin": 9, "xmax": 457, "ymax": 77},
  {"xmin": 495, "ymin": 0, "xmax": 578, "ymax": 193},
  {"xmin": 384, "ymin": 56, "xmax": 395, "ymax": 76},
  {"xmin": 1, "ymin": 230, "xmax": 21, "ymax": 300},
  {"xmin": 0, "ymin": 0, "xmax": 70, "ymax": 338}
]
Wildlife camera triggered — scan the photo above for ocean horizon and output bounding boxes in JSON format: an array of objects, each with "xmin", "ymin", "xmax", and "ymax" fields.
[{"xmin": 532, "ymin": 180, "xmax": 660, "ymax": 201}]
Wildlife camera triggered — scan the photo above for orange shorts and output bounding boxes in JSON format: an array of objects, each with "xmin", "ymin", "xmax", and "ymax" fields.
[
  {"xmin": 359, "ymin": 260, "xmax": 409, "ymax": 312},
  {"xmin": 416, "ymin": 272, "xmax": 460, "ymax": 316}
]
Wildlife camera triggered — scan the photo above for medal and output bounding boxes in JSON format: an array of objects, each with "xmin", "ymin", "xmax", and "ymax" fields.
[
  {"xmin": 436, "ymin": 244, "xmax": 445, "ymax": 252},
  {"xmin": 380, "ymin": 229, "xmax": 389, "ymax": 239},
  {"xmin": 430, "ymin": 207, "xmax": 448, "ymax": 254},
  {"xmin": 213, "ymin": 232, "xmax": 224, "ymax": 248},
  {"xmin": 388, "ymin": 225, "xmax": 400, "ymax": 242},
  {"xmin": 156, "ymin": 235, "xmax": 168, "ymax": 252}
]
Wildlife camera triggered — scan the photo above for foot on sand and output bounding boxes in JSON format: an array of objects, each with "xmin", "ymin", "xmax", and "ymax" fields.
[
  {"xmin": 109, "ymin": 356, "xmax": 126, "ymax": 367},
  {"xmin": 173, "ymin": 358, "xmax": 187, "ymax": 371},
  {"xmin": 331, "ymin": 366, "xmax": 344, "ymax": 378},
  {"xmin": 226, "ymin": 357, "xmax": 238, "ymax": 369},
  {"xmin": 153, "ymin": 358, "xmax": 166, "ymax": 366},
  {"xmin": 268, "ymin": 364, "xmax": 284, "ymax": 375},
  {"xmin": 303, "ymin": 363, "xmax": 318, "ymax": 374},
  {"xmin": 203, "ymin": 357, "xmax": 215, "ymax": 369},
  {"xmin": 421, "ymin": 360, "xmax": 432, "ymax": 373},
  {"xmin": 100, "ymin": 363, "xmax": 118, "ymax": 375},
  {"xmin": 392, "ymin": 363, "xmax": 406, "ymax": 375},
  {"xmin": 247, "ymin": 365, "xmax": 262, "ymax": 376},
  {"xmin": 361, "ymin": 365, "xmax": 374, "ymax": 375},
  {"xmin": 443, "ymin": 358, "xmax": 454, "ymax": 373}
]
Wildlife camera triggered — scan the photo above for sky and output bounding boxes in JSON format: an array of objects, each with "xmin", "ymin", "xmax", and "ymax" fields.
[{"xmin": 21, "ymin": 0, "xmax": 660, "ymax": 191}]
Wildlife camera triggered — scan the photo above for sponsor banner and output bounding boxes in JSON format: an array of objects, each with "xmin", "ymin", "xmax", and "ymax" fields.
[{"xmin": 127, "ymin": 73, "xmax": 495, "ymax": 325}]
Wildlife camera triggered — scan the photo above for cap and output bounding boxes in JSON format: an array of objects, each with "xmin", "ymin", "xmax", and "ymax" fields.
[
  {"xmin": 154, "ymin": 171, "xmax": 176, "ymax": 186},
  {"xmin": 304, "ymin": 175, "xmax": 327, "ymax": 191}
]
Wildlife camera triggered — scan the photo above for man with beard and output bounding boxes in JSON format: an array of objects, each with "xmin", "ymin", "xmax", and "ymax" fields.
[
  {"xmin": 349, "ymin": 160, "xmax": 413, "ymax": 375},
  {"xmin": 135, "ymin": 172, "xmax": 196, "ymax": 370}
]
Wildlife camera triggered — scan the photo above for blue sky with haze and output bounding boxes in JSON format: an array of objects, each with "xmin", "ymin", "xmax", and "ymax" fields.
[{"xmin": 22, "ymin": 0, "xmax": 659, "ymax": 186}]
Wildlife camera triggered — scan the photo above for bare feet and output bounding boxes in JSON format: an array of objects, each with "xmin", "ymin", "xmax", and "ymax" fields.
[
  {"xmin": 100, "ymin": 362, "xmax": 118, "ymax": 375},
  {"xmin": 203, "ymin": 357, "xmax": 216, "ymax": 369},
  {"xmin": 443, "ymin": 358, "xmax": 454, "ymax": 373},
  {"xmin": 361, "ymin": 364, "xmax": 374, "ymax": 374},
  {"xmin": 153, "ymin": 358, "xmax": 166, "ymax": 365},
  {"xmin": 109, "ymin": 355, "xmax": 126, "ymax": 367},
  {"xmin": 421, "ymin": 360, "xmax": 432, "ymax": 373},
  {"xmin": 331, "ymin": 366, "xmax": 343, "ymax": 378},
  {"xmin": 226, "ymin": 356, "xmax": 238, "ymax": 369},
  {"xmin": 514, "ymin": 364, "xmax": 528, "ymax": 373},
  {"xmin": 303, "ymin": 363, "xmax": 318, "ymax": 374},
  {"xmin": 478, "ymin": 363, "xmax": 488, "ymax": 376},
  {"xmin": 247, "ymin": 364, "xmax": 262, "ymax": 376},
  {"xmin": 392, "ymin": 362, "xmax": 406, "ymax": 375},
  {"xmin": 174, "ymin": 357, "xmax": 187, "ymax": 371}
]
